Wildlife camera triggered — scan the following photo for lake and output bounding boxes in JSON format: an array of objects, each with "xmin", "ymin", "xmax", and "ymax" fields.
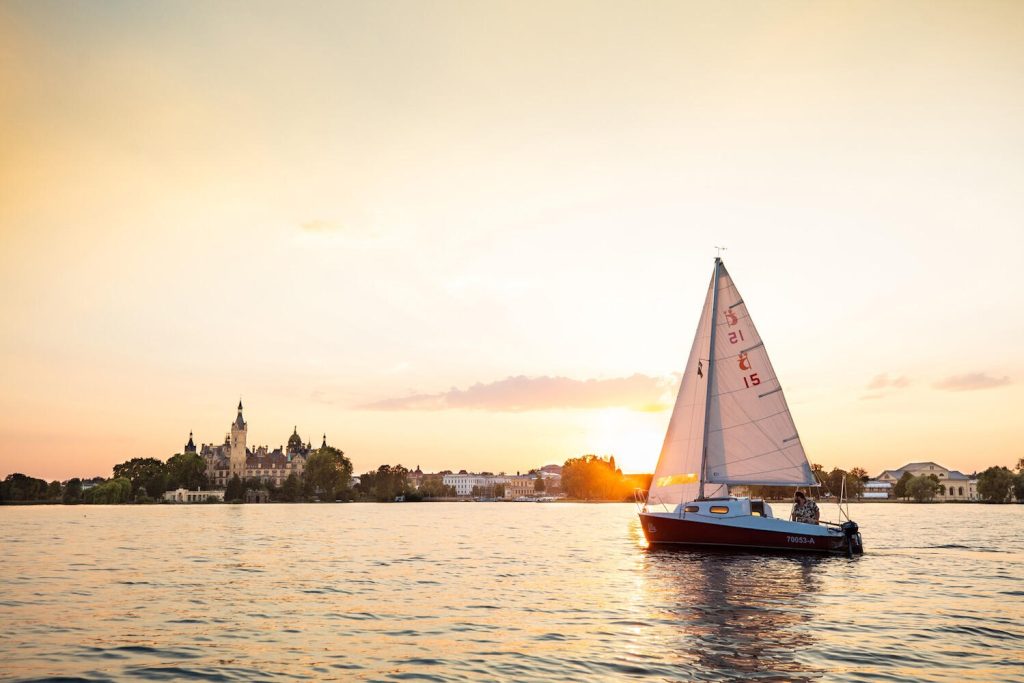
[{"xmin": 1, "ymin": 502, "xmax": 1022, "ymax": 681}]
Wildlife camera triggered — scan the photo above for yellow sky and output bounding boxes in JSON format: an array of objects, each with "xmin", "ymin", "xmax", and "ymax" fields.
[{"xmin": 1, "ymin": 1, "xmax": 1022, "ymax": 481}]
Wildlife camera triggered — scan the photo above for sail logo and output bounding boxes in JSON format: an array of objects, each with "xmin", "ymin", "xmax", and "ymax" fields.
[
  {"xmin": 723, "ymin": 309, "xmax": 739, "ymax": 326},
  {"xmin": 738, "ymin": 353, "xmax": 751, "ymax": 371}
]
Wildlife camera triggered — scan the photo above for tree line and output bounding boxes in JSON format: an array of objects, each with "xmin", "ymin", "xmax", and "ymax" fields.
[
  {"xmin": 559, "ymin": 455, "xmax": 651, "ymax": 501},
  {"xmin": 0, "ymin": 451, "xmax": 466, "ymax": 504},
  {"xmin": 0, "ymin": 447, "xmax": 356, "ymax": 504}
]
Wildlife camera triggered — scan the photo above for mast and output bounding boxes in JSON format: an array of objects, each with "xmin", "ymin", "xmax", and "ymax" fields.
[{"xmin": 698, "ymin": 257, "xmax": 722, "ymax": 500}]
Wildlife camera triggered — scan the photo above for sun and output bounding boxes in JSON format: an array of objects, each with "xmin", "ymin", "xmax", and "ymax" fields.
[{"xmin": 582, "ymin": 408, "xmax": 666, "ymax": 473}]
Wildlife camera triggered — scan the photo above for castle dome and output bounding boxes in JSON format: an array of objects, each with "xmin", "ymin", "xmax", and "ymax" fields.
[{"xmin": 287, "ymin": 426, "xmax": 303, "ymax": 450}]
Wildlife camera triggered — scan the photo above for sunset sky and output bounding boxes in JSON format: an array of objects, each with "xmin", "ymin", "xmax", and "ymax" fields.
[{"xmin": 2, "ymin": 1, "xmax": 1022, "ymax": 481}]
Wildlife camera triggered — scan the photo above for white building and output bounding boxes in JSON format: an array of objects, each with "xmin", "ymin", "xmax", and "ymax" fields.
[
  {"xmin": 863, "ymin": 480, "xmax": 891, "ymax": 499},
  {"xmin": 875, "ymin": 461, "xmax": 978, "ymax": 501},
  {"xmin": 163, "ymin": 488, "xmax": 225, "ymax": 503},
  {"xmin": 504, "ymin": 475, "xmax": 537, "ymax": 500},
  {"xmin": 442, "ymin": 472, "xmax": 510, "ymax": 497}
]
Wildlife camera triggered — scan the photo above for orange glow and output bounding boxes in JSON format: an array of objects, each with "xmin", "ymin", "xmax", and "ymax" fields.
[{"xmin": 1, "ymin": 2, "xmax": 1022, "ymax": 480}]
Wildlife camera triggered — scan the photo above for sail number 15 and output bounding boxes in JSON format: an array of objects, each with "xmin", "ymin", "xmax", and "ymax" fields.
[{"xmin": 743, "ymin": 374, "xmax": 761, "ymax": 388}]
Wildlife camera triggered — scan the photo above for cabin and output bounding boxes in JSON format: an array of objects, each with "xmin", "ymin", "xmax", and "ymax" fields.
[{"xmin": 673, "ymin": 497, "xmax": 775, "ymax": 518}]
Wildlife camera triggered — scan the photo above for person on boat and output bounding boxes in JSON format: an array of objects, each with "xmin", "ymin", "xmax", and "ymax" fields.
[{"xmin": 790, "ymin": 491, "xmax": 820, "ymax": 525}]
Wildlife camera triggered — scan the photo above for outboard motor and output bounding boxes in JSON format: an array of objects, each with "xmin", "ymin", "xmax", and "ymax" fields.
[{"xmin": 841, "ymin": 520, "xmax": 863, "ymax": 557}]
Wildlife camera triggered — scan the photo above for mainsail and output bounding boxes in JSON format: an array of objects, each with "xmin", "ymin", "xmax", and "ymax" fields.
[{"xmin": 648, "ymin": 259, "xmax": 815, "ymax": 506}]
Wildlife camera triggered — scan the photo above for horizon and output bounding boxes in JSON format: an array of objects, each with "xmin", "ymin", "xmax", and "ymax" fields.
[{"xmin": 2, "ymin": 1, "xmax": 1023, "ymax": 482}]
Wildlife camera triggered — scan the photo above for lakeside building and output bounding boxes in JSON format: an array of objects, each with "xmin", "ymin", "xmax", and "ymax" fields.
[
  {"xmin": 163, "ymin": 488, "xmax": 225, "ymax": 503},
  {"xmin": 504, "ymin": 475, "xmax": 537, "ymax": 500},
  {"xmin": 874, "ymin": 461, "xmax": 978, "ymax": 501},
  {"xmin": 442, "ymin": 472, "xmax": 510, "ymax": 497},
  {"xmin": 863, "ymin": 481, "xmax": 891, "ymax": 499},
  {"xmin": 189, "ymin": 402, "xmax": 332, "ymax": 489},
  {"xmin": 440, "ymin": 468, "xmax": 561, "ymax": 498}
]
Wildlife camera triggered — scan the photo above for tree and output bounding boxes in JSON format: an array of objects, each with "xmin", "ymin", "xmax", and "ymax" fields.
[
  {"xmin": 848, "ymin": 467, "xmax": 868, "ymax": 500},
  {"xmin": 280, "ymin": 473, "xmax": 304, "ymax": 502},
  {"xmin": 304, "ymin": 447, "xmax": 353, "ymax": 501},
  {"xmin": 113, "ymin": 457, "xmax": 169, "ymax": 500},
  {"xmin": 0, "ymin": 473, "xmax": 49, "ymax": 502},
  {"xmin": 416, "ymin": 475, "xmax": 455, "ymax": 499},
  {"xmin": 355, "ymin": 464, "xmax": 413, "ymax": 501},
  {"xmin": 893, "ymin": 471, "xmax": 914, "ymax": 500},
  {"xmin": 534, "ymin": 476, "xmax": 546, "ymax": 493},
  {"xmin": 166, "ymin": 452, "xmax": 208, "ymax": 490},
  {"xmin": 224, "ymin": 475, "xmax": 245, "ymax": 503},
  {"xmin": 62, "ymin": 478, "xmax": 83, "ymax": 504},
  {"xmin": 810, "ymin": 463, "xmax": 827, "ymax": 486},
  {"xmin": 561, "ymin": 455, "xmax": 630, "ymax": 500},
  {"xmin": 907, "ymin": 475, "xmax": 941, "ymax": 502},
  {"xmin": 88, "ymin": 478, "xmax": 132, "ymax": 504},
  {"xmin": 977, "ymin": 466, "xmax": 1015, "ymax": 503},
  {"xmin": 821, "ymin": 468, "xmax": 844, "ymax": 497},
  {"xmin": 46, "ymin": 480, "xmax": 63, "ymax": 501},
  {"xmin": 1014, "ymin": 471, "xmax": 1024, "ymax": 503}
]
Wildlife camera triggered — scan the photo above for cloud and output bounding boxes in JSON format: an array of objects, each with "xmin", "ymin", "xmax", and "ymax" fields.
[
  {"xmin": 860, "ymin": 374, "xmax": 911, "ymax": 400},
  {"xmin": 300, "ymin": 219, "xmax": 341, "ymax": 232},
  {"xmin": 933, "ymin": 373, "xmax": 1011, "ymax": 392},
  {"xmin": 867, "ymin": 374, "xmax": 910, "ymax": 390},
  {"xmin": 358, "ymin": 374, "xmax": 676, "ymax": 412}
]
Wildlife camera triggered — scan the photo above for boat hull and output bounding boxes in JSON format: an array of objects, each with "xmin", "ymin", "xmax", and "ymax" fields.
[{"xmin": 639, "ymin": 512, "xmax": 861, "ymax": 555}]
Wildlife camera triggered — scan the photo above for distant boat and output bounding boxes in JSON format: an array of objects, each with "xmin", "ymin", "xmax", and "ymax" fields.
[{"xmin": 639, "ymin": 258, "xmax": 863, "ymax": 556}]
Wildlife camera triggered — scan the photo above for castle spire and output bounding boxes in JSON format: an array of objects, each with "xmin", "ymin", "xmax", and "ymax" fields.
[{"xmin": 321, "ymin": 433, "xmax": 327, "ymax": 449}]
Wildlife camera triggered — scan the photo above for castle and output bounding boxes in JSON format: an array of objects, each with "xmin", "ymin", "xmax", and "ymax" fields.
[{"xmin": 185, "ymin": 401, "xmax": 329, "ymax": 489}]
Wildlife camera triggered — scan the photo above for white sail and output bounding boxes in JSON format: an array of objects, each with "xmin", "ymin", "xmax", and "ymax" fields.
[
  {"xmin": 647, "ymin": 259, "xmax": 814, "ymax": 506},
  {"xmin": 647, "ymin": 269, "xmax": 726, "ymax": 506},
  {"xmin": 704, "ymin": 263, "xmax": 815, "ymax": 487}
]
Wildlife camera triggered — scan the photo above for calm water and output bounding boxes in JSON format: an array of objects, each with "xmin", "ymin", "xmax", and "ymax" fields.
[{"xmin": 1, "ymin": 503, "xmax": 1022, "ymax": 682}]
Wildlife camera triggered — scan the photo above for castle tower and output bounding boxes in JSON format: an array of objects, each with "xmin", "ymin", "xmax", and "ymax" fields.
[
  {"xmin": 230, "ymin": 400, "xmax": 247, "ymax": 479},
  {"xmin": 184, "ymin": 431, "xmax": 196, "ymax": 454}
]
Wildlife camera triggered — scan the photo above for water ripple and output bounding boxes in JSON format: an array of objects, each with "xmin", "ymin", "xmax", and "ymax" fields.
[{"xmin": 1, "ymin": 503, "xmax": 1023, "ymax": 681}]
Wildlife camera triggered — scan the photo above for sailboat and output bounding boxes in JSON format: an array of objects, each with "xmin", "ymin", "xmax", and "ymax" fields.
[{"xmin": 639, "ymin": 258, "xmax": 864, "ymax": 556}]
